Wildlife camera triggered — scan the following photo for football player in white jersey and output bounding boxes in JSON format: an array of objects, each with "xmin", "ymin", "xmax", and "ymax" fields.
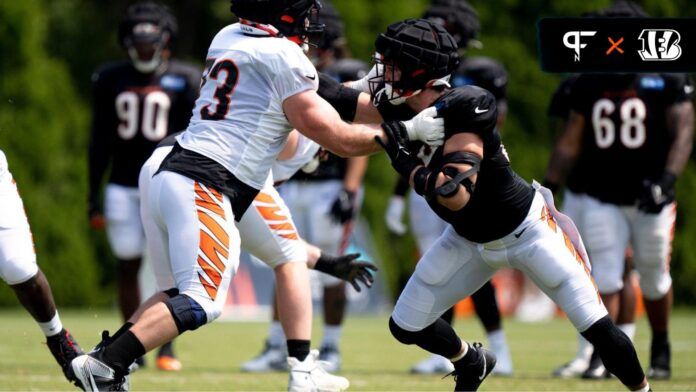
[
  {"xmin": 69, "ymin": 1, "xmax": 444, "ymax": 391},
  {"xmin": 0, "ymin": 150, "xmax": 84, "ymax": 385}
]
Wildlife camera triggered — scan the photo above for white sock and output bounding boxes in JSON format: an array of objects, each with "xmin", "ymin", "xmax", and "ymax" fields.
[
  {"xmin": 322, "ymin": 325, "xmax": 342, "ymax": 347},
  {"xmin": 450, "ymin": 341, "xmax": 468, "ymax": 362},
  {"xmin": 38, "ymin": 312, "xmax": 63, "ymax": 337},
  {"xmin": 268, "ymin": 321, "xmax": 285, "ymax": 347},
  {"xmin": 576, "ymin": 334, "xmax": 593, "ymax": 362},
  {"xmin": 636, "ymin": 383, "xmax": 651, "ymax": 392},
  {"xmin": 618, "ymin": 323, "xmax": 636, "ymax": 342},
  {"xmin": 487, "ymin": 329, "xmax": 508, "ymax": 352}
]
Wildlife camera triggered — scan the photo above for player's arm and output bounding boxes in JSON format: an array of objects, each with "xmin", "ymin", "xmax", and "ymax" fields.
[
  {"xmin": 665, "ymin": 100, "xmax": 694, "ymax": 176},
  {"xmin": 543, "ymin": 110, "xmax": 585, "ymax": 192}
]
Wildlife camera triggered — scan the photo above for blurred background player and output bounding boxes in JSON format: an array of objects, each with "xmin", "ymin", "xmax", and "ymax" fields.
[
  {"xmin": 383, "ymin": 0, "xmax": 513, "ymax": 375},
  {"xmin": 546, "ymin": 72, "xmax": 639, "ymax": 379},
  {"xmin": 545, "ymin": 1, "xmax": 694, "ymax": 382},
  {"xmin": 0, "ymin": 149, "xmax": 84, "ymax": 384},
  {"xmin": 87, "ymin": 1, "xmax": 201, "ymax": 371},
  {"xmin": 242, "ymin": 1, "xmax": 370, "ymax": 373}
]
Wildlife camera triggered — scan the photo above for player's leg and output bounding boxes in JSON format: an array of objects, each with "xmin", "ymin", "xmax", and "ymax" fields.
[
  {"xmin": 390, "ymin": 226, "xmax": 498, "ymax": 391},
  {"xmin": 632, "ymin": 203, "xmax": 676, "ymax": 380},
  {"xmin": 515, "ymin": 192, "xmax": 648, "ymax": 391},
  {"xmin": 406, "ymin": 190, "xmax": 457, "ymax": 374},
  {"xmin": 305, "ymin": 180, "xmax": 349, "ymax": 372},
  {"xmin": 71, "ymin": 173, "xmax": 240, "ymax": 391},
  {"xmin": 576, "ymin": 197, "xmax": 630, "ymax": 378},
  {"xmin": 0, "ymin": 166, "xmax": 83, "ymax": 383},
  {"xmin": 616, "ymin": 252, "xmax": 637, "ymax": 341}
]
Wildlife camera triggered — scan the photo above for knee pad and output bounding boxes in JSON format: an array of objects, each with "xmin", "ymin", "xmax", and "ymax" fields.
[
  {"xmin": 164, "ymin": 294, "xmax": 208, "ymax": 334},
  {"xmin": 163, "ymin": 288, "xmax": 179, "ymax": 298},
  {"xmin": 592, "ymin": 268, "xmax": 624, "ymax": 295},
  {"xmin": 581, "ymin": 316, "xmax": 645, "ymax": 387},
  {"xmin": 389, "ymin": 316, "xmax": 418, "ymax": 345},
  {"xmin": 637, "ymin": 266, "xmax": 672, "ymax": 300},
  {"xmin": 1, "ymin": 256, "xmax": 38, "ymax": 286}
]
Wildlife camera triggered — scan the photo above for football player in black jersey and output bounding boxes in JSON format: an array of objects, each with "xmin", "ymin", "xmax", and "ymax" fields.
[
  {"xmin": 545, "ymin": 71, "xmax": 694, "ymax": 381},
  {"xmin": 318, "ymin": 18, "xmax": 650, "ymax": 391},
  {"xmin": 383, "ymin": 0, "xmax": 513, "ymax": 376},
  {"xmin": 240, "ymin": 1, "xmax": 371, "ymax": 373},
  {"xmin": 87, "ymin": 1, "xmax": 201, "ymax": 371},
  {"xmin": 544, "ymin": 1, "xmax": 694, "ymax": 381},
  {"xmin": 548, "ymin": 74, "xmax": 640, "ymax": 380}
]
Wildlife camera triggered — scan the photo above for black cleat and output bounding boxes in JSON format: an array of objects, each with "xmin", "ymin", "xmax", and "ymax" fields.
[
  {"xmin": 446, "ymin": 342, "xmax": 496, "ymax": 391},
  {"xmin": 648, "ymin": 339, "xmax": 671, "ymax": 380},
  {"xmin": 47, "ymin": 329, "xmax": 84, "ymax": 385}
]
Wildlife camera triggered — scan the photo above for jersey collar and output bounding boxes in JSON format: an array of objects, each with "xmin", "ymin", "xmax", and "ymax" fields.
[{"xmin": 239, "ymin": 19, "xmax": 280, "ymax": 37}]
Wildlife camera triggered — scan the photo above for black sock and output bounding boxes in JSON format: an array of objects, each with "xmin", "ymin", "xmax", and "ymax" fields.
[
  {"xmin": 110, "ymin": 322, "xmax": 134, "ymax": 343},
  {"xmin": 101, "ymin": 331, "xmax": 146, "ymax": 373},
  {"xmin": 158, "ymin": 341, "xmax": 175, "ymax": 358},
  {"xmin": 287, "ymin": 339, "xmax": 310, "ymax": 361},
  {"xmin": 652, "ymin": 331, "xmax": 668, "ymax": 346}
]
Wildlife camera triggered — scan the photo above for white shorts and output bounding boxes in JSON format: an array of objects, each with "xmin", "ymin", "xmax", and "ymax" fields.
[
  {"xmin": 408, "ymin": 188, "xmax": 449, "ymax": 254},
  {"xmin": 140, "ymin": 152, "xmax": 240, "ymax": 322},
  {"xmin": 392, "ymin": 189, "xmax": 607, "ymax": 333},
  {"xmin": 578, "ymin": 195, "xmax": 675, "ymax": 300},
  {"xmin": 0, "ymin": 158, "xmax": 38, "ymax": 285},
  {"xmin": 238, "ymin": 175, "xmax": 306, "ymax": 268},
  {"xmin": 280, "ymin": 180, "xmax": 351, "ymax": 287},
  {"xmin": 561, "ymin": 190, "xmax": 586, "ymax": 232},
  {"xmin": 105, "ymin": 184, "xmax": 145, "ymax": 260}
]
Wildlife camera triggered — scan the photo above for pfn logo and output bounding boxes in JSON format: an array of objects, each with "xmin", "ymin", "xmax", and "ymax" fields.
[
  {"xmin": 563, "ymin": 31, "xmax": 597, "ymax": 62},
  {"xmin": 638, "ymin": 29, "xmax": 682, "ymax": 61}
]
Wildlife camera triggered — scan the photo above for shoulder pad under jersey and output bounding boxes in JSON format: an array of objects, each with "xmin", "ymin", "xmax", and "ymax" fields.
[{"xmin": 434, "ymin": 86, "xmax": 498, "ymax": 138}]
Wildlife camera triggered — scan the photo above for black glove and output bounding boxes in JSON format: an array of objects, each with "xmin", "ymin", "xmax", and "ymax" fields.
[
  {"xmin": 375, "ymin": 121, "xmax": 423, "ymax": 179},
  {"xmin": 638, "ymin": 172, "xmax": 676, "ymax": 214},
  {"xmin": 329, "ymin": 188, "xmax": 357, "ymax": 224},
  {"xmin": 314, "ymin": 253, "xmax": 378, "ymax": 292}
]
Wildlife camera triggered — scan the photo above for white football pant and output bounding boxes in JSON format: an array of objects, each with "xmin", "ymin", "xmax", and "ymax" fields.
[{"xmin": 104, "ymin": 184, "xmax": 145, "ymax": 260}]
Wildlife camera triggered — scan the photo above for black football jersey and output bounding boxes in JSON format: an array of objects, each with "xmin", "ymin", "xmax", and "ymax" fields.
[
  {"xmin": 292, "ymin": 58, "xmax": 369, "ymax": 182},
  {"xmin": 88, "ymin": 60, "xmax": 201, "ymax": 204},
  {"xmin": 569, "ymin": 73, "xmax": 693, "ymax": 205},
  {"xmin": 451, "ymin": 56, "xmax": 508, "ymax": 102},
  {"xmin": 548, "ymin": 74, "xmax": 588, "ymax": 194}
]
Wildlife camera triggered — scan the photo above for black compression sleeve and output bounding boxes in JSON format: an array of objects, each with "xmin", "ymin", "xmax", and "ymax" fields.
[{"xmin": 317, "ymin": 73, "xmax": 361, "ymax": 122}]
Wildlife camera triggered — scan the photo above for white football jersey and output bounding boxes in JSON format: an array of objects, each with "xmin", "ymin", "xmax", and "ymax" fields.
[
  {"xmin": 0, "ymin": 149, "xmax": 8, "ymax": 182},
  {"xmin": 272, "ymin": 133, "xmax": 320, "ymax": 183},
  {"xmin": 177, "ymin": 23, "xmax": 318, "ymax": 190}
]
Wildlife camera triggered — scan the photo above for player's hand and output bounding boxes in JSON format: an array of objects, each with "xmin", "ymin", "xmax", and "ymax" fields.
[
  {"xmin": 347, "ymin": 63, "xmax": 382, "ymax": 93},
  {"xmin": 385, "ymin": 196, "xmax": 407, "ymax": 235},
  {"xmin": 402, "ymin": 106, "xmax": 445, "ymax": 146},
  {"xmin": 314, "ymin": 253, "xmax": 378, "ymax": 292},
  {"xmin": 329, "ymin": 188, "xmax": 357, "ymax": 224},
  {"xmin": 638, "ymin": 172, "xmax": 676, "ymax": 214},
  {"xmin": 376, "ymin": 121, "xmax": 423, "ymax": 179}
]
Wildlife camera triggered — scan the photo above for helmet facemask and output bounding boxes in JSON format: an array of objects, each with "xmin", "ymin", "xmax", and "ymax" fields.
[{"xmin": 124, "ymin": 22, "xmax": 170, "ymax": 73}]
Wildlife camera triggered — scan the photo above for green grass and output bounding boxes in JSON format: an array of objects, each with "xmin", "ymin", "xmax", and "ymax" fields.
[{"xmin": 1, "ymin": 309, "xmax": 695, "ymax": 391}]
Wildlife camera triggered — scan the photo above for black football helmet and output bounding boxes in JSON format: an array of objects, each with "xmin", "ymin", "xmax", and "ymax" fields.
[
  {"xmin": 229, "ymin": 0, "xmax": 324, "ymax": 42},
  {"xmin": 370, "ymin": 19, "xmax": 460, "ymax": 104},
  {"xmin": 423, "ymin": 0, "xmax": 481, "ymax": 50},
  {"xmin": 118, "ymin": 1, "xmax": 177, "ymax": 73},
  {"xmin": 315, "ymin": 1, "xmax": 344, "ymax": 51}
]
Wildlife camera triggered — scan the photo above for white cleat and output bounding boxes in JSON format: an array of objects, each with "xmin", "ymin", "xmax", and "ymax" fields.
[
  {"xmin": 410, "ymin": 354, "xmax": 455, "ymax": 374},
  {"xmin": 70, "ymin": 354, "xmax": 130, "ymax": 391},
  {"xmin": 241, "ymin": 341, "xmax": 288, "ymax": 372},
  {"xmin": 489, "ymin": 340, "xmax": 513, "ymax": 376},
  {"xmin": 288, "ymin": 350, "xmax": 349, "ymax": 392},
  {"xmin": 552, "ymin": 358, "xmax": 590, "ymax": 378},
  {"xmin": 317, "ymin": 345, "xmax": 342, "ymax": 373}
]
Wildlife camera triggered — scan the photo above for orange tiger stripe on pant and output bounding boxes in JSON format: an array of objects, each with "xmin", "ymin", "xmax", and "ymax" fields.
[
  {"xmin": 194, "ymin": 182, "xmax": 230, "ymax": 300},
  {"xmin": 254, "ymin": 192, "xmax": 299, "ymax": 240}
]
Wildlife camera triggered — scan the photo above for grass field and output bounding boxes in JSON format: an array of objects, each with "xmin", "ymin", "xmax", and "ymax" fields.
[{"xmin": 1, "ymin": 309, "xmax": 695, "ymax": 391}]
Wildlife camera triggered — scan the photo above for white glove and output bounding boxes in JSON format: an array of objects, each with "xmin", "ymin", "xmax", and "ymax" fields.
[
  {"xmin": 347, "ymin": 64, "xmax": 382, "ymax": 93},
  {"xmin": 402, "ymin": 106, "xmax": 445, "ymax": 146},
  {"xmin": 385, "ymin": 196, "xmax": 407, "ymax": 235}
]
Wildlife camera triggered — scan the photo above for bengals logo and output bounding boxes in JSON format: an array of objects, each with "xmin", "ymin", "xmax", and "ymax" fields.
[{"xmin": 638, "ymin": 29, "xmax": 682, "ymax": 61}]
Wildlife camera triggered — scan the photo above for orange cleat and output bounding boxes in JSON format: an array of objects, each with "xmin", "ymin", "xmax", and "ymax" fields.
[{"xmin": 156, "ymin": 355, "xmax": 182, "ymax": 372}]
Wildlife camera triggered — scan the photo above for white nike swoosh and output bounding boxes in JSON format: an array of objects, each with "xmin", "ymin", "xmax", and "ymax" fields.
[
  {"xmin": 474, "ymin": 107, "xmax": 489, "ymax": 114},
  {"xmin": 479, "ymin": 353, "xmax": 487, "ymax": 380}
]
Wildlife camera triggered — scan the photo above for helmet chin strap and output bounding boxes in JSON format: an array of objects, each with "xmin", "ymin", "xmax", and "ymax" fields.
[{"xmin": 382, "ymin": 74, "xmax": 452, "ymax": 106}]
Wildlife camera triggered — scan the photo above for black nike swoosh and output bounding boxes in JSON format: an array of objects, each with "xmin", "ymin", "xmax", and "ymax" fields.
[
  {"xmin": 306, "ymin": 74, "xmax": 317, "ymax": 80},
  {"xmin": 514, "ymin": 227, "xmax": 527, "ymax": 239}
]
